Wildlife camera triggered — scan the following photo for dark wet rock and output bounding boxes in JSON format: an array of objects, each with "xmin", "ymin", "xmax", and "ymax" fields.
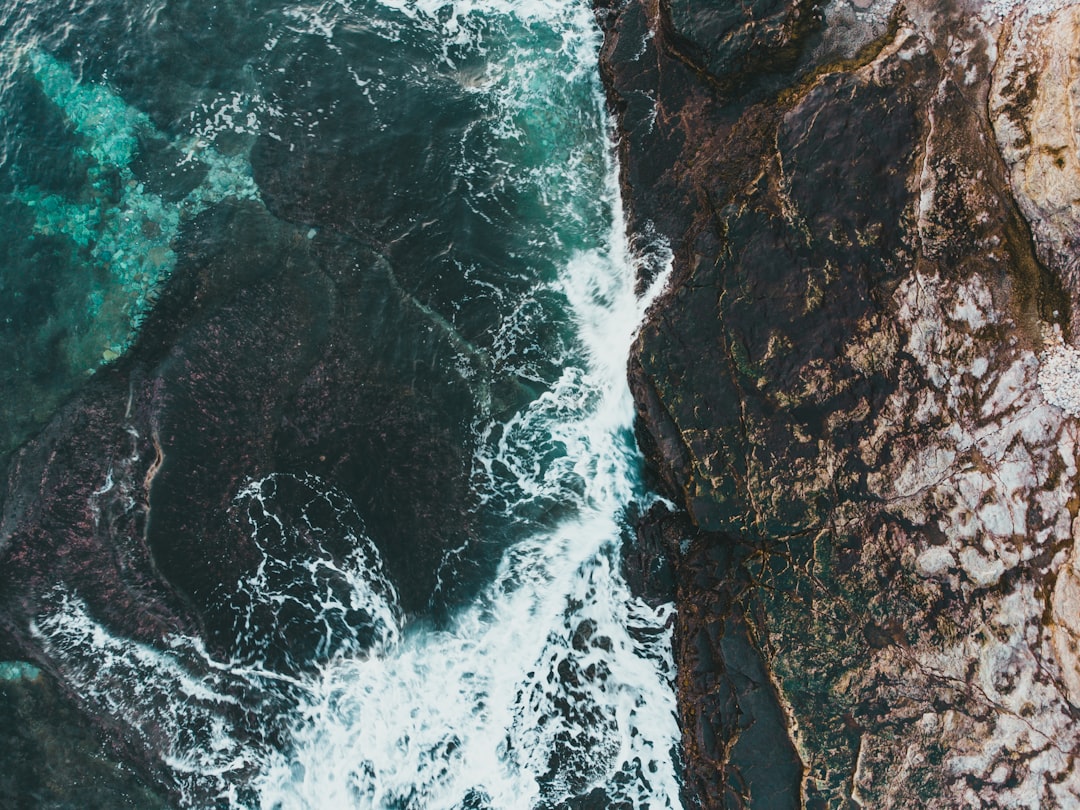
[
  {"xmin": 0, "ymin": 666, "xmax": 172, "ymax": 809},
  {"xmin": 671, "ymin": 528, "xmax": 804, "ymax": 810},
  {"xmin": 1, "ymin": 197, "xmax": 477, "ymax": 632},
  {"xmin": 0, "ymin": 187, "xmax": 480, "ymax": 795},
  {"xmin": 665, "ymin": 0, "xmax": 821, "ymax": 94},
  {"xmin": 621, "ymin": 502, "xmax": 680, "ymax": 606},
  {"xmin": 601, "ymin": 0, "xmax": 1080, "ymax": 805}
]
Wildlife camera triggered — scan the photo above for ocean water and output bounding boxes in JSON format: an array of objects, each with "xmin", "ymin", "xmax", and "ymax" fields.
[{"xmin": 0, "ymin": 0, "xmax": 682, "ymax": 806}]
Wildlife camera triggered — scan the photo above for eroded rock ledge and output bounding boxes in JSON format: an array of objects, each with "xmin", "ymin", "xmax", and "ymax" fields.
[{"xmin": 601, "ymin": 0, "xmax": 1080, "ymax": 806}]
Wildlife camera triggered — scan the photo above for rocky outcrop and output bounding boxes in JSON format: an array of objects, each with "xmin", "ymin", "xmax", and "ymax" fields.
[
  {"xmin": 991, "ymin": 4, "xmax": 1080, "ymax": 322},
  {"xmin": 601, "ymin": 0, "xmax": 1080, "ymax": 806}
]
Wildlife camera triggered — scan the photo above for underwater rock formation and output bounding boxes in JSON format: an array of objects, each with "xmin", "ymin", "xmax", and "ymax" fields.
[
  {"xmin": 601, "ymin": 0, "xmax": 1080, "ymax": 806},
  {"xmin": 1, "ymin": 50, "xmax": 260, "ymax": 457},
  {"xmin": 0, "ymin": 51, "xmax": 481, "ymax": 792},
  {"xmin": 0, "ymin": 661, "xmax": 170, "ymax": 808}
]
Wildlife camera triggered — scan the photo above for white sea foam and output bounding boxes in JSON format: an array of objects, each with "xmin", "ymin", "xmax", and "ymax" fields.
[
  {"xmin": 33, "ymin": 590, "xmax": 278, "ymax": 804},
  {"xmin": 223, "ymin": 474, "xmax": 403, "ymax": 671},
  {"xmin": 250, "ymin": 151, "xmax": 677, "ymax": 806}
]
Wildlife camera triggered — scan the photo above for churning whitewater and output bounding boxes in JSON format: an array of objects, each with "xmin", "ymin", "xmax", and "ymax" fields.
[{"xmin": 26, "ymin": 0, "xmax": 683, "ymax": 807}]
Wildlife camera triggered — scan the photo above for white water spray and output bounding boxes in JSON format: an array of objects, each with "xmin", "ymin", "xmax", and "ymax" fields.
[{"xmin": 251, "ymin": 192, "xmax": 676, "ymax": 809}]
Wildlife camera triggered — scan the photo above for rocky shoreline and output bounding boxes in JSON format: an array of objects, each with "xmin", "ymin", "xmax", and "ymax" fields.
[{"xmin": 601, "ymin": 0, "xmax": 1080, "ymax": 806}]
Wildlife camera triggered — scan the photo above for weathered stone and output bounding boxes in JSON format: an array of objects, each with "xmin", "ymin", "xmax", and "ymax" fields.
[
  {"xmin": 1050, "ymin": 527, "xmax": 1080, "ymax": 706},
  {"xmin": 991, "ymin": 5, "xmax": 1080, "ymax": 325},
  {"xmin": 603, "ymin": 0, "xmax": 1080, "ymax": 805}
]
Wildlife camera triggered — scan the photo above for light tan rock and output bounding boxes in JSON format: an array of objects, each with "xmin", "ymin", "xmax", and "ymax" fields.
[
  {"xmin": 992, "ymin": 0, "xmax": 1080, "ymax": 724},
  {"xmin": 991, "ymin": 5, "xmax": 1080, "ymax": 323},
  {"xmin": 1051, "ymin": 523, "xmax": 1080, "ymax": 707}
]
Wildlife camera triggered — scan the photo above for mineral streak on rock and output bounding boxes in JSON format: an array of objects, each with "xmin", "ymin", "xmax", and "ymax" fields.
[{"xmin": 600, "ymin": 0, "xmax": 1080, "ymax": 805}]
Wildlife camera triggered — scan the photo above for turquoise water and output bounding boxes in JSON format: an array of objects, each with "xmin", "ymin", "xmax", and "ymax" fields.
[
  {"xmin": 0, "ymin": 660, "xmax": 40, "ymax": 680},
  {"xmin": 1, "ymin": 0, "xmax": 682, "ymax": 806}
]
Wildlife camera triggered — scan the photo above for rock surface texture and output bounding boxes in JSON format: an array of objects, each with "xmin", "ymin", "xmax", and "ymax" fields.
[{"xmin": 601, "ymin": 0, "xmax": 1080, "ymax": 806}]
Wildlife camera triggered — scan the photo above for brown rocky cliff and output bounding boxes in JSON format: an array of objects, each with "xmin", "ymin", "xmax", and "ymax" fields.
[{"xmin": 600, "ymin": 0, "xmax": 1080, "ymax": 806}]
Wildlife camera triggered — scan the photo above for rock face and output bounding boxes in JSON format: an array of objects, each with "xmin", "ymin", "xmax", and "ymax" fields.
[
  {"xmin": 600, "ymin": 0, "xmax": 1080, "ymax": 806},
  {"xmin": 0, "ymin": 191, "xmax": 479, "ymax": 795},
  {"xmin": 991, "ymin": 5, "xmax": 1080, "ymax": 320}
]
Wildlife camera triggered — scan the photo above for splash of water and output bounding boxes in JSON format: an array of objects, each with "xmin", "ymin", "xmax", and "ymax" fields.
[{"xmin": 249, "ymin": 219, "xmax": 677, "ymax": 809}]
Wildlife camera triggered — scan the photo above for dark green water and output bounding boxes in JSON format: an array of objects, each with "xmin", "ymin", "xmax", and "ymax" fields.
[
  {"xmin": 0, "ymin": 0, "xmax": 612, "ymax": 456},
  {"xmin": 0, "ymin": 0, "xmax": 682, "ymax": 806}
]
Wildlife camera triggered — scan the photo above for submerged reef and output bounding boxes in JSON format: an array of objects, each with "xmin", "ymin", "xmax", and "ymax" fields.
[
  {"xmin": 1, "ymin": 50, "xmax": 260, "ymax": 456},
  {"xmin": 19, "ymin": 49, "xmax": 262, "ymax": 341},
  {"xmin": 0, "ymin": 659, "xmax": 170, "ymax": 808},
  {"xmin": 601, "ymin": 0, "xmax": 1080, "ymax": 806}
]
